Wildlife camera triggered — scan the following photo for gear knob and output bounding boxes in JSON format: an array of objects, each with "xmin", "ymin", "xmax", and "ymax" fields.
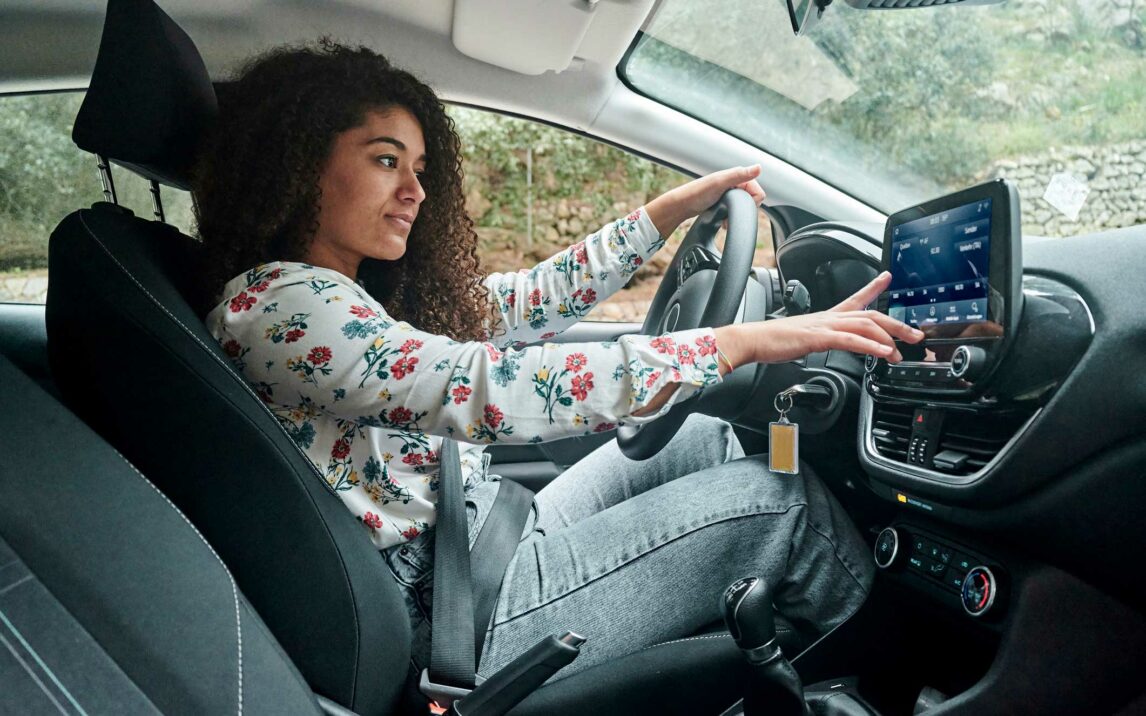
[{"xmin": 721, "ymin": 576, "xmax": 776, "ymax": 651}]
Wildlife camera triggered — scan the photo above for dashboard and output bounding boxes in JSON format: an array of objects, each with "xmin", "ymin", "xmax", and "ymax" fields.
[{"xmin": 769, "ymin": 181, "xmax": 1146, "ymax": 611}]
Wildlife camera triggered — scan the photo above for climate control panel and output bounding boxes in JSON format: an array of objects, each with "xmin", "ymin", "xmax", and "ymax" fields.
[{"xmin": 874, "ymin": 525, "xmax": 1004, "ymax": 618}]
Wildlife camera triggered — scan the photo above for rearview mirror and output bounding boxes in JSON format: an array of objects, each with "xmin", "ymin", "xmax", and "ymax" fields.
[
  {"xmin": 842, "ymin": 0, "xmax": 1005, "ymax": 8},
  {"xmin": 786, "ymin": 0, "xmax": 831, "ymax": 37},
  {"xmin": 788, "ymin": 0, "xmax": 1008, "ymax": 37}
]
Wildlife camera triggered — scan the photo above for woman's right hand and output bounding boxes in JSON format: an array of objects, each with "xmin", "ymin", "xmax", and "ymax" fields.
[{"xmin": 714, "ymin": 271, "xmax": 923, "ymax": 371}]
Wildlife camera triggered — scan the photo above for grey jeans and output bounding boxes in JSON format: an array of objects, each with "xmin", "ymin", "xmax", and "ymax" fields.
[{"xmin": 384, "ymin": 414, "xmax": 874, "ymax": 681}]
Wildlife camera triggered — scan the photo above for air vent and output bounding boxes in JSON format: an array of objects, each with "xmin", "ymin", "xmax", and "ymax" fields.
[
  {"xmin": 871, "ymin": 403, "xmax": 913, "ymax": 462},
  {"xmin": 935, "ymin": 409, "xmax": 1033, "ymax": 475}
]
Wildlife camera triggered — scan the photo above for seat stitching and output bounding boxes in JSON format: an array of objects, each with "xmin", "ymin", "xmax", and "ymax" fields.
[
  {"xmin": 0, "ymin": 624, "xmax": 72, "ymax": 715},
  {"xmin": 77, "ymin": 213, "xmax": 368, "ymax": 703},
  {"xmin": 107, "ymin": 445, "xmax": 243, "ymax": 716},
  {"xmin": 632, "ymin": 624, "xmax": 795, "ymax": 656}
]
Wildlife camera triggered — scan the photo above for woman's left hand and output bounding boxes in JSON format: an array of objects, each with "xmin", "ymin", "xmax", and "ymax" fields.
[{"xmin": 645, "ymin": 165, "xmax": 766, "ymax": 237}]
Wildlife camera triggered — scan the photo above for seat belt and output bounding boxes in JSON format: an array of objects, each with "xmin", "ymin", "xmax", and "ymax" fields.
[
  {"xmin": 425, "ymin": 440, "xmax": 535, "ymax": 693},
  {"xmin": 470, "ymin": 478, "xmax": 534, "ymax": 667}
]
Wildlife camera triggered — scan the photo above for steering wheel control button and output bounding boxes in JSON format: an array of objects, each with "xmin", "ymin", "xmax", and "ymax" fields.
[
  {"xmin": 874, "ymin": 527, "xmax": 899, "ymax": 569},
  {"xmin": 961, "ymin": 566, "xmax": 998, "ymax": 617}
]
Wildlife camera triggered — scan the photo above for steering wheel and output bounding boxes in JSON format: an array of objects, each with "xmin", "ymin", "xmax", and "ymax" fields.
[{"xmin": 616, "ymin": 188, "xmax": 759, "ymax": 460}]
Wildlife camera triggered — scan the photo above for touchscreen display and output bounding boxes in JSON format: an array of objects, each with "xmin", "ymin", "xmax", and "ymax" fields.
[{"xmin": 887, "ymin": 199, "xmax": 991, "ymax": 328}]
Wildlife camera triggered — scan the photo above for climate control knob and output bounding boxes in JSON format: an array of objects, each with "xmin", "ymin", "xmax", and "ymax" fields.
[
  {"xmin": 950, "ymin": 345, "xmax": 988, "ymax": 381},
  {"xmin": 961, "ymin": 566, "xmax": 998, "ymax": 617},
  {"xmin": 873, "ymin": 527, "xmax": 900, "ymax": 569}
]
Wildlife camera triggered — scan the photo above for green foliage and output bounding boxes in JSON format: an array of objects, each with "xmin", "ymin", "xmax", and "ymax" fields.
[
  {"xmin": 0, "ymin": 92, "xmax": 194, "ymax": 272},
  {"xmin": 449, "ymin": 107, "xmax": 682, "ymax": 230}
]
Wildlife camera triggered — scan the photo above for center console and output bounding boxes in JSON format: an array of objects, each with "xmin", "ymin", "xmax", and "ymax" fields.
[{"xmin": 858, "ymin": 180, "xmax": 1093, "ymax": 503}]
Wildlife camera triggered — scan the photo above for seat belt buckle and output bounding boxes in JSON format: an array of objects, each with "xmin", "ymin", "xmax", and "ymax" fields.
[{"xmin": 419, "ymin": 669, "xmax": 472, "ymax": 713}]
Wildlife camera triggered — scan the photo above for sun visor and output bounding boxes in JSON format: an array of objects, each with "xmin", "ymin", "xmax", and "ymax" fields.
[{"xmin": 452, "ymin": 0, "xmax": 601, "ymax": 75}]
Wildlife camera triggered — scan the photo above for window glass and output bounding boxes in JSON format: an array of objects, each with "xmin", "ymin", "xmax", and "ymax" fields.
[
  {"xmin": 622, "ymin": 0, "xmax": 1146, "ymax": 239},
  {"xmin": 449, "ymin": 105, "xmax": 774, "ymax": 323},
  {"xmin": 0, "ymin": 91, "xmax": 193, "ymax": 305}
]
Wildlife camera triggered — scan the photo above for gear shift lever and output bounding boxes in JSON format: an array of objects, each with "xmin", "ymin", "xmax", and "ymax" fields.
[{"xmin": 721, "ymin": 577, "xmax": 810, "ymax": 716}]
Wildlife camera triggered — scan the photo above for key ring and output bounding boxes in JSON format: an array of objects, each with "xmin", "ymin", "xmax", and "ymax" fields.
[{"xmin": 774, "ymin": 390, "xmax": 794, "ymax": 415}]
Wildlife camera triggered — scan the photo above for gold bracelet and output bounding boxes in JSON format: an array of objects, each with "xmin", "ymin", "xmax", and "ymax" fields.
[{"xmin": 716, "ymin": 346, "xmax": 735, "ymax": 374}]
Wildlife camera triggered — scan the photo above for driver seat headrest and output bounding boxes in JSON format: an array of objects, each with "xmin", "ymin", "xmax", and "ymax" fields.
[{"xmin": 72, "ymin": 0, "xmax": 217, "ymax": 190}]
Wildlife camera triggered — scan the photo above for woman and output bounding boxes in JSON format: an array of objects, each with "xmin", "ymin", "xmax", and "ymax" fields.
[{"xmin": 197, "ymin": 41, "xmax": 921, "ymax": 678}]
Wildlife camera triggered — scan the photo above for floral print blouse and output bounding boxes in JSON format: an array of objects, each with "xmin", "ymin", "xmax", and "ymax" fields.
[{"xmin": 207, "ymin": 208, "xmax": 724, "ymax": 549}]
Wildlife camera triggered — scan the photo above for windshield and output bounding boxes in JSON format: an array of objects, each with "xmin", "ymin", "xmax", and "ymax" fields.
[{"xmin": 621, "ymin": 0, "xmax": 1146, "ymax": 238}]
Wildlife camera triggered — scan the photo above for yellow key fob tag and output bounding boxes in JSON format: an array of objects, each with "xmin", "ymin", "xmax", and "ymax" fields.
[{"xmin": 769, "ymin": 419, "xmax": 799, "ymax": 475}]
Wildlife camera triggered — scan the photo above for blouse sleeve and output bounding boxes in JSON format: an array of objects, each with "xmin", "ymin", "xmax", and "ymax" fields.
[
  {"xmin": 210, "ymin": 263, "xmax": 723, "ymax": 445},
  {"xmin": 482, "ymin": 207, "xmax": 665, "ymax": 348}
]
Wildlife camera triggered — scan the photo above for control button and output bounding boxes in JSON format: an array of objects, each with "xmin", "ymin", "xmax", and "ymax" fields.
[
  {"xmin": 944, "ymin": 569, "xmax": 966, "ymax": 592},
  {"xmin": 936, "ymin": 545, "xmax": 953, "ymax": 564},
  {"xmin": 926, "ymin": 560, "xmax": 947, "ymax": 578},
  {"xmin": 874, "ymin": 527, "xmax": 899, "ymax": 569},
  {"xmin": 950, "ymin": 345, "xmax": 988, "ymax": 381},
  {"xmin": 926, "ymin": 542, "xmax": 943, "ymax": 562},
  {"xmin": 952, "ymin": 553, "xmax": 974, "ymax": 571},
  {"xmin": 911, "ymin": 536, "xmax": 932, "ymax": 556},
  {"xmin": 951, "ymin": 348, "xmax": 968, "ymax": 374},
  {"xmin": 961, "ymin": 566, "xmax": 998, "ymax": 617},
  {"xmin": 907, "ymin": 555, "xmax": 927, "ymax": 573}
]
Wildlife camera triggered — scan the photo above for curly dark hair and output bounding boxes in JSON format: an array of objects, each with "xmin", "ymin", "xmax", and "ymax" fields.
[{"xmin": 194, "ymin": 39, "xmax": 491, "ymax": 341}]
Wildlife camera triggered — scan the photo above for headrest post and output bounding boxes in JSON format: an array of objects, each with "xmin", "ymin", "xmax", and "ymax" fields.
[
  {"xmin": 95, "ymin": 154, "xmax": 119, "ymax": 205},
  {"xmin": 150, "ymin": 180, "xmax": 166, "ymax": 223}
]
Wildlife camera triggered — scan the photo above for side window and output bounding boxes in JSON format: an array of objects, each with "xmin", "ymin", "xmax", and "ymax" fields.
[
  {"xmin": 449, "ymin": 106, "xmax": 774, "ymax": 323},
  {"xmin": 0, "ymin": 91, "xmax": 194, "ymax": 305}
]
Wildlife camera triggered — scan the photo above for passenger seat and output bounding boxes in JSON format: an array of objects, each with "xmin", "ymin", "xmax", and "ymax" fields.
[{"xmin": 0, "ymin": 354, "xmax": 323, "ymax": 715}]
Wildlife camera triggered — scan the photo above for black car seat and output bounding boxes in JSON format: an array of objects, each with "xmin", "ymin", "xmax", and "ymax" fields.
[
  {"xmin": 45, "ymin": 0, "xmax": 780, "ymax": 713},
  {"xmin": 0, "ymin": 354, "xmax": 323, "ymax": 715}
]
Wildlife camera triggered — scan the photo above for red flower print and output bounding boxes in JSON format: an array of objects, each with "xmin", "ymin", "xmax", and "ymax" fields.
[
  {"xmin": 248, "ymin": 280, "xmax": 270, "ymax": 293},
  {"xmin": 570, "ymin": 372, "xmax": 595, "ymax": 401},
  {"xmin": 581, "ymin": 288, "xmax": 597, "ymax": 304},
  {"xmin": 573, "ymin": 242, "xmax": 588, "ymax": 264},
  {"xmin": 593, "ymin": 422, "xmax": 616, "ymax": 433},
  {"xmin": 350, "ymin": 304, "xmax": 378, "ymax": 319},
  {"xmin": 529, "ymin": 289, "xmax": 543, "ymax": 306},
  {"xmin": 223, "ymin": 339, "xmax": 242, "ymax": 358},
  {"xmin": 633, "ymin": 257, "xmax": 643, "ymax": 267},
  {"xmin": 389, "ymin": 407, "xmax": 413, "ymax": 425},
  {"xmin": 332, "ymin": 439, "xmax": 350, "ymax": 460},
  {"xmin": 267, "ymin": 268, "xmax": 283, "ymax": 280},
  {"xmin": 229, "ymin": 291, "xmax": 256, "ymax": 313},
  {"xmin": 399, "ymin": 339, "xmax": 424, "ymax": 354},
  {"xmin": 402, "ymin": 452, "xmax": 424, "ymax": 467},
  {"xmin": 401, "ymin": 526, "xmax": 420, "ymax": 539},
  {"xmin": 484, "ymin": 344, "xmax": 503, "ymax": 362},
  {"xmin": 505, "ymin": 292, "xmax": 516, "ymax": 308},
  {"xmin": 483, "ymin": 404, "xmax": 504, "ymax": 429},
  {"xmin": 565, "ymin": 353, "xmax": 588, "ymax": 373},
  {"xmin": 695, "ymin": 335, "xmax": 717, "ymax": 356},
  {"xmin": 677, "ymin": 344, "xmax": 696, "ymax": 366},
  {"xmin": 363, "ymin": 512, "xmax": 383, "ymax": 529},
  {"xmin": 671, "ymin": 368, "xmax": 682, "ymax": 382},
  {"xmin": 307, "ymin": 346, "xmax": 332, "ymax": 365},
  {"xmin": 391, "ymin": 356, "xmax": 418, "ymax": 379},
  {"xmin": 540, "ymin": 332, "xmax": 556, "ymax": 340},
  {"xmin": 650, "ymin": 336, "xmax": 675, "ymax": 354},
  {"xmin": 425, "ymin": 450, "xmax": 438, "ymax": 464},
  {"xmin": 451, "ymin": 385, "xmax": 472, "ymax": 404},
  {"xmin": 646, "ymin": 370, "xmax": 662, "ymax": 389},
  {"xmin": 625, "ymin": 209, "xmax": 642, "ymax": 222},
  {"xmin": 285, "ymin": 328, "xmax": 305, "ymax": 343}
]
